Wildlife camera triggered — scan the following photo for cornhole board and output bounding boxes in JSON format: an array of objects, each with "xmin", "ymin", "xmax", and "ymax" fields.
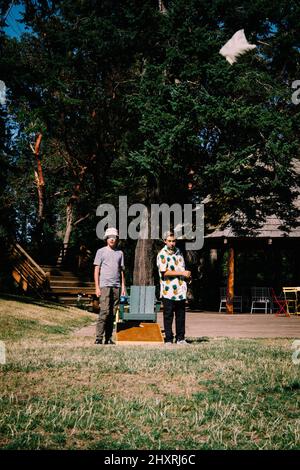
[{"xmin": 116, "ymin": 321, "xmax": 164, "ymax": 344}]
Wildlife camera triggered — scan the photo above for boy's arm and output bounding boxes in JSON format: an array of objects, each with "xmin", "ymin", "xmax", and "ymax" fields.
[
  {"xmin": 94, "ymin": 265, "xmax": 101, "ymax": 297},
  {"xmin": 164, "ymin": 270, "xmax": 191, "ymax": 278},
  {"xmin": 121, "ymin": 270, "xmax": 126, "ymax": 296},
  {"xmin": 120, "ymin": 252, "xmax": 126, "ymax": 296}
]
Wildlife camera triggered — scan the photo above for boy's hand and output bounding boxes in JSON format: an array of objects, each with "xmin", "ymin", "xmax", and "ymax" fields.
[
  {"xmin": 121, "ymin": 287, "xmax": 126, "ymax": 296},
  {"xmin": 96, "ymin": 287, "xmax": 101, "ymax": 297}
]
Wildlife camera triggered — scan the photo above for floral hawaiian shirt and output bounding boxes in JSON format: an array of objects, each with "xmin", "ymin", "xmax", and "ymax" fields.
[{"xmin": 157, "ymin": 245, "xmax": 187, "ymax": 301}]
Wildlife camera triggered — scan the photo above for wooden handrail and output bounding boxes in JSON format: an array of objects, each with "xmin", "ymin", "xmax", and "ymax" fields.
[
  {"xmin": 14, "ymin": 243, "xmax": 47, "ymax": 277},
  {"xmin": 9, "ymin": 243, "xmax": 49, "ymax": 297}
]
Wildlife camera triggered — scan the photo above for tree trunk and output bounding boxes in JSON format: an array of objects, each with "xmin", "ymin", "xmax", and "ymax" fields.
[
  {"xmin": 158, "ymin": 1, "xmax": 167, "ymax": 14},
  {"xmin": 133, "ymin": 238, "xmax": 154, "ymax": 285},
  {"xmin": 133, "ymin": 176, "xmax": 160, "ymax": 286},
  {"xmin": 34, "ymin": 170, "xmax": 44, "ymax": 222},
  {"xmin": 57, "ymin": 200, "xmax": 73, "ymax": 266},
  {"xmin": 133, "ymin": 206, "xmax": 154, "ymax": 285},
  {"xmin": 57, "ymin": 165, "xmax": 87, "ymax": 266},
  {"xmin": 226, "ymin": 246, "xmax": 234, "ymax": 314},
  {"xmin": 32, "ymin": 133, "xmax": 45, "ymax": 244},
  {"xmin": 209, "ymin": 248, "xmax": 218, "ymax": 266},
  {"xmin": 63, "ymin": 202, "xmax": 73, "ymax": 248}
]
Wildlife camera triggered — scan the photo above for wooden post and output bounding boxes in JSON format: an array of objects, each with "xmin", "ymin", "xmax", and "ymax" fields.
[{"xmin": 226, "ymin": 246, "xmax": 234, "ymax": 314}]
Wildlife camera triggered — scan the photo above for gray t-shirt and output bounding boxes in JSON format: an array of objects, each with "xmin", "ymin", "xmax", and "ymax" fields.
[{"xmin": 93, "ymin": 246, "xmax": 125, "ymax": 287}]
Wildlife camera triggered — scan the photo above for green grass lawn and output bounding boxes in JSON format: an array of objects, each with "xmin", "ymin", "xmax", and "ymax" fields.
[{"xmin": 0, "ymin": 296, "xmax": 299, "ymax": 450}]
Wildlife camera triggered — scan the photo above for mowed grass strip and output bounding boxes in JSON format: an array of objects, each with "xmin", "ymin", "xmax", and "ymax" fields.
[
  {"xmin": 0, "ymin": 298, "xmax": 300, "ymax": 449},
  {"xmin": 0, "ymin": 296, "xmax": 95, "ymax": 340}
]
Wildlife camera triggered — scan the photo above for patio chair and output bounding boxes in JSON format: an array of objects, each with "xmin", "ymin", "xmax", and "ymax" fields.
[
  {"xmin": 270, "ymin": 288, "xmax": 290, "ymax": 317},
  {"xmin": 118, "ymin": 286, "xmax": 161, "ymax": 322},
  {"xmin": 282, "ymin": 287, "xmax": 298, "ymax": 315},
  {"xmin": 250, "ymin": 287, "xmax": 272, "ymax": 314},
  {"xmin": 219, "ymin": 287, "xmax": 243, "ymax": 313}
]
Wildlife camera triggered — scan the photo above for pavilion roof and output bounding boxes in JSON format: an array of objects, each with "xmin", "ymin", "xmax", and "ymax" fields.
[{"xmin": 205, "ymin": 160, "xmax": 300, "ymax": 239}]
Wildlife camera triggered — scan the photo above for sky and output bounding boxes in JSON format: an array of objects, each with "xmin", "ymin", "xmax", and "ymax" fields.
[{"xmin": 4, "ymin": 3, "xmax": 27, "ymax": 39}]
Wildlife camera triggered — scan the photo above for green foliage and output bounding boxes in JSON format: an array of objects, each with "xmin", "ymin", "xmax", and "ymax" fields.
[{"xmin": 1, "ymin": 0, "xmax": 300, "ymax": 251}]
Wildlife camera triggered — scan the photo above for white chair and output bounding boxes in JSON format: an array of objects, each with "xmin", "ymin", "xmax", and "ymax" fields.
[
  {"xmin": 250, "ymin": 287, "xmax": 272, "ymax": 314},
  {"xmin": 219, "ymin": 288, "xmax": 242, "ymax": 312}
]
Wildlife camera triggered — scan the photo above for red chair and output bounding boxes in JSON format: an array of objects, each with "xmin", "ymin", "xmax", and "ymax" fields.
[{"xmin": 270, "ymin": 288, "xmax": 290, "ymax": 317}]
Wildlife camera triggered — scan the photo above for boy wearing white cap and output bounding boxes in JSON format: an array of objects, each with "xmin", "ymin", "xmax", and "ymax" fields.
[{"xmin": 94, "ymin": 228, "xmax": 126, "ymax": 344}]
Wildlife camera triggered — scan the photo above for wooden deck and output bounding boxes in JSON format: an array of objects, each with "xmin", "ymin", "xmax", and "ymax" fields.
[
  {"xmin": 182, "ymin": 311, "xmax": 300, "ymax": 338},
  {"xmin": 75, "ymin": 311, "xmax": 300, "ymax": 339}
]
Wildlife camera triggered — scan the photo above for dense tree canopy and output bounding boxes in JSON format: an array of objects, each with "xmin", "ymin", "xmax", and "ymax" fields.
[{"xmin": 1, "ymin": 0, "xmax": 300, "ymax": 282}]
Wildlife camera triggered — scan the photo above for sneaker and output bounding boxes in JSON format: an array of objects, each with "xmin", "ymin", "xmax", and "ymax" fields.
[
  {"xmin": 104, "ymin": 339, "xmax": 115, "ymax": 345},
  {"xmin": 176, "ymin": 339, "xmax": 189, "ymax": 345},
  {"xmin": 164, "ymin": 341, "xmax": 173, "ymax": 345},
  {"xmin": 94, "ymin": 339, "xmax": 103, "ymax": 345}
]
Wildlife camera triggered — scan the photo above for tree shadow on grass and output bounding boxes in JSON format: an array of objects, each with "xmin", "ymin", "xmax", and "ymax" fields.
[
  {"xmin": 186, "ymin": 337, "xmax": 210, "ymax": 344},
  {"xmin": 282, "ymin": 381, "xmax": 300, "ymax": 392},
  {"xmin": 0, "ymin": 292, "xmax": 75, "ymax": 310},
  {"xmin": 159, "ymin": 330, "xmax": 210, "ymax": 344}
]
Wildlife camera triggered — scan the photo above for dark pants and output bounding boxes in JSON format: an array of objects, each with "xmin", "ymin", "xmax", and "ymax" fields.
[
  {"xmin": 96, "ymin": 287, "xmax": 120, "ymax": 341},
  {"xmin": 162, "ymin": 298, "xmax": 186, "ymax": 343}
]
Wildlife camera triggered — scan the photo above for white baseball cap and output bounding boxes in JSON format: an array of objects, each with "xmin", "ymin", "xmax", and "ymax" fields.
[{"xmin": 104, "ymin": 227, "xmax": 119, "ymax": 239}]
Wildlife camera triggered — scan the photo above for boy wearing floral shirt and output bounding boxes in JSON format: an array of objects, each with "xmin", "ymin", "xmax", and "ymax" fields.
[{"xmin": 157, "ymin": 232, "xmax": 191, "ymax": 345}]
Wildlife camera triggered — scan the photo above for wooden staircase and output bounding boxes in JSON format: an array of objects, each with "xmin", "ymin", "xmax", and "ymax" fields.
[
  {"xmin": 41, "ymin": 265, "xmax": 96, "ymax": 308},
  {"xmin": 8, "ymin": 243, "xmax": 96, "ymax": 309},
  {"xmin": 9, "ymin": 243, "xmax": 50, "ymax": 298}
]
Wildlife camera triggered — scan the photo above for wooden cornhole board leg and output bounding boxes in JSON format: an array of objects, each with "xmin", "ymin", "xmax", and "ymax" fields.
[{"xmin": 116, "ymin": 322, "xmax": 164, "ymax": 344}]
